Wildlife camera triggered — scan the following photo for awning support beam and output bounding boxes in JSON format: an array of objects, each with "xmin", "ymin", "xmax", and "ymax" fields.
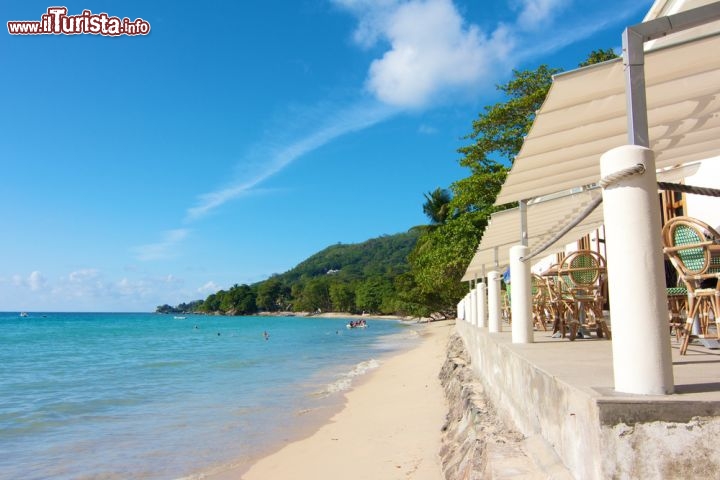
[
  {"xmin": 519, "ymin": 199, "xmax": 529, "ymax": 247},
  {"xmin": 623, "ymin": 1, "xmax": 720, "ymax": 146}
]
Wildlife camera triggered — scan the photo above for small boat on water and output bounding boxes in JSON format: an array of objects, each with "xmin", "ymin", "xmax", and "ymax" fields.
[
  {"xmin": 19, "ymin": 312, "xmax": 29, "ymax": 318},
  {"xmin": 346, "ymin": 320, "xmax": 367, "ymax": 329},
  {"xmin": 173, "ymin": 316, "xmax": 187, "ymax": 320}
]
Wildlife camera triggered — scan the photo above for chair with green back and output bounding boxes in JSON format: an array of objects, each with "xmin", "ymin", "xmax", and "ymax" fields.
[
  {"xmin": 557, "ymin": 250, "xmax": 611, "ymax": 341},
  {"xmin": 662, "ymin": 216, "xmax": 720, "ymax": 355}
]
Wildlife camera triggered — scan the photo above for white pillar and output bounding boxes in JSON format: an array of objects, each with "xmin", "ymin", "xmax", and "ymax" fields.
[
  {"xmin": 488, "ymin": 271, "xmax": 502, "ymax": 333},
  {"xmin": 510, "ymin": 245, "xmax": 534, "ymax": 343},
  {"xmin": 463, "ymin": 292, "xmax": 470, "ymax": 323},
  {"xmin": 601, "ymin": 145, "xmax": 674, "ymax": 395},
  {"xmin": 469, "ymin": 288, "xmax": 478, "ymax": 326},
  {"xmin": 478, "ymin": 281, "xmax": 487, "ymax": 328}
]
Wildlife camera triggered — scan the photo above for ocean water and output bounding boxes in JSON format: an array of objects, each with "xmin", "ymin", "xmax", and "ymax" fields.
[{"xmin": 0, "ymin": 312, "xmax": 422, "ymax": 480}]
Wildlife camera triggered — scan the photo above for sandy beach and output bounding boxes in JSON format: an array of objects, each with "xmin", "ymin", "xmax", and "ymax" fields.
[{"xmin": 212, "ymin": 319, "xmax": 453, "ymax": 480}]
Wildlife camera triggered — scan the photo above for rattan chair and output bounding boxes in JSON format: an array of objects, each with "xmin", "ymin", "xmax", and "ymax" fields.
[
  {"xmin": 501, "ymin": 285, "xmax": 512, "ymax": 325},
  {"xmin": 662, "ymin": 216, "xmax": 720, "ymax": 355},
  {"xmin": 556, "ymin": 250, "xmax": 612, "ymax": 341},
  {"xmin": 500, "ymin": 276, "xmax": 551, "ymax": 330},
  {"xmin": 531, "ymin": 274, "xmax": 554, "ymax": 331}
]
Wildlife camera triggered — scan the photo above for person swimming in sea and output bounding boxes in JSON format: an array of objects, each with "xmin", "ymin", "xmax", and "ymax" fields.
[{"xmin": 263, "ymin": 330, "xmax": 270, "ymax": 341}]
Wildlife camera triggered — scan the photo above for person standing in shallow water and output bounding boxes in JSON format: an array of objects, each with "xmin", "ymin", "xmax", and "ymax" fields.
[{"xmin": 263, "ymin": 331, "xmax": 270, "ymax": 341}]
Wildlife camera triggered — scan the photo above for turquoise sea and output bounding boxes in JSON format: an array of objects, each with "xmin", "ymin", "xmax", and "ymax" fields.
[{"xmin": 0, "ymin": 312, "xmax": 421, "ymax": 479}]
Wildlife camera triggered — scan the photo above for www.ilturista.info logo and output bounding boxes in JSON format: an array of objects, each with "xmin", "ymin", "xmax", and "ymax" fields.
[{"xmin": 7, "ymin": 7, "xmax": 150, "ymax": 36}]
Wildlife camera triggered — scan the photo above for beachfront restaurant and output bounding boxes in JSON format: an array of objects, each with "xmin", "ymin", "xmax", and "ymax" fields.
[{"xmin": 455, "ymin": 1, "xmax": 720, "ymax": 478}]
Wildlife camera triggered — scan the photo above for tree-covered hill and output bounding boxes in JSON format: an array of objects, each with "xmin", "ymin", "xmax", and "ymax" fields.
[{"xmin": 158, "ymin": 230, "xmax": 421, "ymax": 316}]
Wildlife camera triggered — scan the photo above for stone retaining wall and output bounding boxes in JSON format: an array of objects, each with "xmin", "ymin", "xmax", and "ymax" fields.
[{"xmin": 439, "ymin": 333, "xmax": 562, "ymax": 479}]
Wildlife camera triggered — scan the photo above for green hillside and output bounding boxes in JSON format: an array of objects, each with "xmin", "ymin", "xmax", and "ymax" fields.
[{"xmin": 157, "ymin": 230, "xmax": 420, "ymax": 316}]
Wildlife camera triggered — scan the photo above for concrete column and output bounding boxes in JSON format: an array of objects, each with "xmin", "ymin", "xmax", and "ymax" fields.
[
  {"xmin": 467, "ymin": 293, "xmax": 472, "ymax": 324},
  {"xmin": 601, "ymin": 145, "xmax": 674, "ymax": 395},
  {"xmin": 469, "ymin": 288, "xmax": 477, "ymax": 327},
  {"xmin": 510, "ymin": 245, "xmax": 534, "ymax": 343},
  {"xmin": 478, "ymin": 281, "xmax": 487, "ymax": 328},
  {"xmin": 488, "ymin": 271, "xmax": 502, "ymax": 333}
]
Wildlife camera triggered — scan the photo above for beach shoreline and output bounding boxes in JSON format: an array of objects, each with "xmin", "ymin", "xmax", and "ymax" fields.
[
  {"xmin": 256, "ymin": 310, "xmax": 435, "ymax": 322},
  {"xmin": 205, "ymin": 319, "xmax": 453, "ymax": 480}
]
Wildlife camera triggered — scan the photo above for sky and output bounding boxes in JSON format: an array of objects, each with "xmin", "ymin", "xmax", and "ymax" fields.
[{"xmin": 0, "ymin": 0, "xmax": 650, "ymax": 312}]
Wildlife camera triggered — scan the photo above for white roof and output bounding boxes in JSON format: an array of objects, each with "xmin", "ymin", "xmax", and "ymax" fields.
[{"xmin": 494, "ymin": 32, "xmax": 720, "ymax": 206}]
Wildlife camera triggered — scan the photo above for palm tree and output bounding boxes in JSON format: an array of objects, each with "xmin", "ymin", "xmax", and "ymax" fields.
[{"xmin": 422, "ymin": 188, "xmax": 453, "ymax": 225}]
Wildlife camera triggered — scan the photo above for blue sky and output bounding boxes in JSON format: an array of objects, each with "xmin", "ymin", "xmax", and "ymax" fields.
[{"xmin": 1, "ymin": 0, "xmax": 649, "ymax": 312}]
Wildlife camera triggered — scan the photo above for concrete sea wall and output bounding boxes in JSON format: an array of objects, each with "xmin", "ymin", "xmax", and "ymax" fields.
[
  {"xmin": 439, "ymin": 333, "xmax": 571, "ymax": 479},
  {"xmin": 448, "ymin": 321, "xmax": 720, "ymax": 479}
]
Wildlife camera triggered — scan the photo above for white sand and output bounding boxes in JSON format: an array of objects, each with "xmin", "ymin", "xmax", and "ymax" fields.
[{"xmin": 211, "ymin": 319, "xmax": 452, "ymax": 480}]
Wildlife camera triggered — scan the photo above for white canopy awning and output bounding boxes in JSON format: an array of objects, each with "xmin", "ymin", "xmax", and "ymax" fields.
[
  {"xmin": 462, "ymin": 189, "xmax": 605, "ymax": 281},
  {"xmin": 461, "ymin": 162, "xmax": 702, "ymax": 282},
  {"xmin": 494, "ymin": 32, "xmax": 720, "ymax": 206}
]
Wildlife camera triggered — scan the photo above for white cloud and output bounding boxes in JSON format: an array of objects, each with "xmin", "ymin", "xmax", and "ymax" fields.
[
  {"xmin": 28, "ymin": 271, "xmax": 46, "ymax": 291},
  {"xmin": 418, "ymin": 124, "xmax": 438, "ymax": 134},
  {"xmin": 133, "ymin": 229, "xmax": 190, "ymax": 261},
  {"xmin": 56, "ymin": 269, "xmax": 107, "ymax": 299},
  {"xmin": 515, "ymin": 0, "xmax": 571, "ymax": 31},
  {"xmin": 185, "ymin": 102, "xmax": 396, "ymax": 221},
  {"xmin": 0, "ymin": 266, "xmax": 195, "ymax": 312},
  {"xmin": 68, "ymin": 268, "xmax": 100, "ymax": 283},
  {"xmin": 198, "ymin": 281, "xmax": 220, "ymax": 294},
  {"xmin": 332, "ymin": 0, "xmax": 400, "ymax": 47},
  {"xmin": 358, "ymin": 0, "xmax": 501, "ymax": 108},
  {"xmin": 11, "ymin": 271, "xmax": 48, "ymax": 292},
  {"xmin": 334, "ymin": 0, "xmax": 644, "ymax": 109}
]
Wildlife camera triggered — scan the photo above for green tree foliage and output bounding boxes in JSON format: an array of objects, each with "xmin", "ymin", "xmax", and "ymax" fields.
[
  {"xmin": 155, "ymin": 300, "xmax": 203, "ymax": 314},
  {"xmin": 355, "ymin": 276, "xmax": 395, "ymax": 314},
  {"xmin": 422, "ymin": 188, "xmax": 453, "ymax": 225},
  {"xmin": 330, "ymin": 283, "xmax": 356, "ymax": 313},
  {"xmin": 165, "ymin": 232, "xmax": 418, "ymax": 316},
  {"xmin": 458, "ymin": 65, "xmax": 560, "ymax": 172},
  {"xmin": 407, "ymin": 213, "xmax": 485, "ymax": 317},
  {"xmin": 579, "ymin": 48, "xmax": 619, "ymax": 67},
  {"xmin": 295, "ymin": 277, "xmax": 332, "ymax": 312},
  {"xmin": 196, "ymin": 284, "xmax": 257, "ymax": 315},
  {"xmin": 256, "ymin": 277, "xmax": 290, "ymax": 312}
]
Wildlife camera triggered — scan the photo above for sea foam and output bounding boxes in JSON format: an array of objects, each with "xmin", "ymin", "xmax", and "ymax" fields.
[{"xmin": 318, "ymin": 358, "xmax": 380, "ymax": 396}]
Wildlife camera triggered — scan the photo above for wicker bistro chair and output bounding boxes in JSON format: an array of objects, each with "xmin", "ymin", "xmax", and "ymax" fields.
[
  {"xmin": 499, "ymin": 276, "xmax": 551, "ymax": 330},
  {"xmin": 666, "ymin": 285, "xmax": 688, "ymax": 342},
  {"xmin": 662, "ymin": 216, "xmax": 720, "ymax": 355},
  {"xmin": 556, "ymin": 250, "xmax": 612, "ymax": 341},
  {"xmin": 531, "ymin": 274, "xmax": 554, "ymax": 331},
  {"xmin": 501, "ymin": 285, "xmax": 512, "ymax": 325}
]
